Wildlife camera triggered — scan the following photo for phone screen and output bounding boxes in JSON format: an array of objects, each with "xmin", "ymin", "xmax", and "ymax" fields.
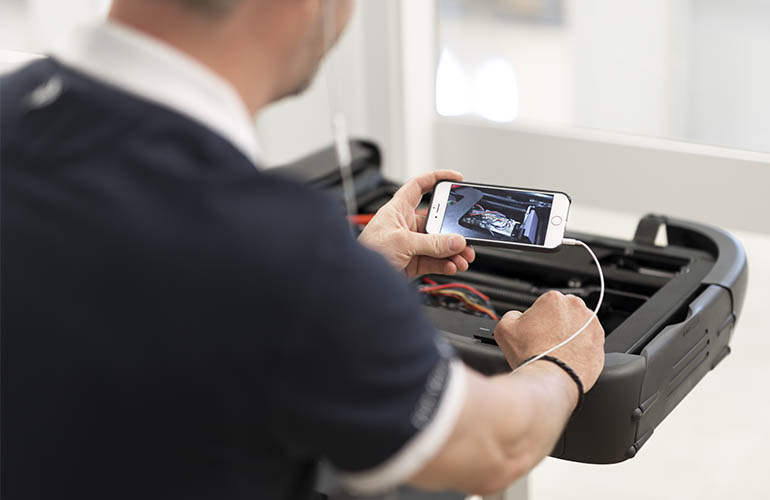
[{"xmin": 440, "ymin": 184, "xmax": 555, "ymax": 246}]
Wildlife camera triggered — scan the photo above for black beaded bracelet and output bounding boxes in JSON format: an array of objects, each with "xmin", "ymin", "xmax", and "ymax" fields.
[{"xmin": 519, "ymin": 355, "xmax": 585, "ymax": 416}]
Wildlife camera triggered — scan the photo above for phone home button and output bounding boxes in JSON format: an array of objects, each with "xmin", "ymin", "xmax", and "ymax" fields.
[{"xmin": 551, "ymin": 216, "xmax": 563, "ymax": 226}]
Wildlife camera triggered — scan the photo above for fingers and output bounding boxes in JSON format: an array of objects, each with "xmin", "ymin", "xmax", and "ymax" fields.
[
  {"xmin": 413, "ymin": 250, "xmax": 474, "ymax": 276},
  {"xmin": 408, "ymin": 232, "xmax": 467, "ymax": 259},
  {"xmin": 450, "ymin": 253, "xmax": 470, "ymax": 273},
  {"xmin": 415, "ymin": 217, "xmax": 475, "ymax": 265},
  {"xmin": 532, "ymin": 289, "xmax": 566, "ymax": 307},
  {"xmin": 414, "ymin": 253, "xmax": 475, "ymax": 276},
  {"xmin": 415, "ymin": 257, "xmax": 459, "ymax": 277},
  {"xmin": 394, "ymin": 170, "xmax": 463, "ymax": 208},
  {"xmin": 496, "ymin": 310, "xmax": 523, "ymax": 330},
  {"xmin": 461, "ymin": 245, "xmax": 475, "ymax": 264},
  {"xmin": 503, "ymin": 310, "xmax": 524, "ymax": 321},
  {"xmin": 408, "ymin": 230, "xmax": 475, "ymax": 276},
  {"xmin": 494, "ymin": 310, "xmax": 524, "ymax": 365}
]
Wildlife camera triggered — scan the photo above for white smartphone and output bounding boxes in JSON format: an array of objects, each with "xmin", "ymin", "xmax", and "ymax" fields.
[{"xmin": 425, "ymin": 181, "xmax": 572, "ymax": 251}]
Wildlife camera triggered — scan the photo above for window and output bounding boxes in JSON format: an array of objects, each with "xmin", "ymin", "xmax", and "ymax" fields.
[{"xmin": 437, "ymin": 0, "xmax": 770, "ymax": 154}]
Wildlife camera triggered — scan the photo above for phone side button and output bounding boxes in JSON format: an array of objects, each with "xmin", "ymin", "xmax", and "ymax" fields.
[{"xmin": 551, "ymin": 216, "xmax": 564, "ymax": 226}]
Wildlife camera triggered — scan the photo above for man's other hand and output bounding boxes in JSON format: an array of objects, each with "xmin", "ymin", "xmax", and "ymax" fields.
[
  {"xmin": 493, "ymin": 291, "xmax": 605, "ymax": 393},
  {"xmin": 358, "ymin": 170, "xmax": 475, "ymax": 279}
]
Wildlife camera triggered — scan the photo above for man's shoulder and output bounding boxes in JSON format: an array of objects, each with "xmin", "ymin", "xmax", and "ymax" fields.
[
  {"xmin": 2, "ymin": 58, "xmax": 141, "ymax": 124},
  {"xmin": 1, "ymin": 58, "xmax": 358, "ymax": 285},
  {"xmin": 0, "ymin": 59, "xmax": 58, "ymax": 125},
  {"xmin": 1, "ymin": 58, "xmax": 254, "ymax": 172}
]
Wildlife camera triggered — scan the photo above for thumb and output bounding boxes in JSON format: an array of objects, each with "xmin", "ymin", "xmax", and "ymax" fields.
[{"xmin": 408, "ymin": 232, "xmax": 466, "ymax": 259}]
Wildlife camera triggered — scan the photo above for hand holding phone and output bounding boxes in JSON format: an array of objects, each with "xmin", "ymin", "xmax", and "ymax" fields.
[
  {"xmin": 358, "ymin": 171, "xmax": 476, "ymax": 278},
  {"xmin": 425, "ymin": 181, "xmax": 571, "ymax": 251}
]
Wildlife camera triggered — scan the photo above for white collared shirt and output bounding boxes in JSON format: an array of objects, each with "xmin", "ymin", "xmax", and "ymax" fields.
[{"xmin": 52, "ymin": 21, "xmax": 262, "ymax": 165}]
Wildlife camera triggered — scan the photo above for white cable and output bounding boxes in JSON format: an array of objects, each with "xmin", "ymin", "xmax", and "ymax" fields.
[
  {"xmin": 332, "ymin": 113, "xmax": 358, "ymax": 218},
  {"xmin": 511, "ymin": 238, "xmax": 605, "ymax": 374},
  {"xmin": 322, "ymin": 0, "xmax": 358, "ymax": 220}
]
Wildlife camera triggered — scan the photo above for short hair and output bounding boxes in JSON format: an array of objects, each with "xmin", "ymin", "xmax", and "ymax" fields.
[{"xmin": 169, "ymin": 0, "xmax": 242, "ymax": 17}]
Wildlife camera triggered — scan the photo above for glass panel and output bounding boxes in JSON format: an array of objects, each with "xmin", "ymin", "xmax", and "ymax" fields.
[{"xmin": 437, "ymin": 0, "xmax": 770, "ymax": 154}]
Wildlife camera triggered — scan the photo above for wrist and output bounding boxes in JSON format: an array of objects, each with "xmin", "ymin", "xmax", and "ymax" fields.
[{"xmin": 518, "ymin": 359, "xmax": 581, "ymax": 414}]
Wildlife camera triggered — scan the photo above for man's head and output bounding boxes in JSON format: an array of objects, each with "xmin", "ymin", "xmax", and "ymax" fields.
[{"xmin": 110, "ymin": 0, "xmax": 355, "ymax": 113}]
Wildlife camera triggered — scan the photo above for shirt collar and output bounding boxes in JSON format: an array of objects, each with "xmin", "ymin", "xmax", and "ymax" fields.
[{"xmin": 52, "ymin": 21, "xmax": 262, "ymax": 166}]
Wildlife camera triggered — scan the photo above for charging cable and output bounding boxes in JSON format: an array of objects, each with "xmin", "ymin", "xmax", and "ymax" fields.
[{"xmin": 511, "ymin": 238, "xmax": 605, "ymax": 374}]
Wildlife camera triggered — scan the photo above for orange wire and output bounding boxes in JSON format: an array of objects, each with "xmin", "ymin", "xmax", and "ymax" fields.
[
  {"xmin": 427, "ymin": 289, "xmax": 499, "ymax": 321},
  {"xmin": 419, "ymin": 283, "xmax": 491, "ymax": 301}
]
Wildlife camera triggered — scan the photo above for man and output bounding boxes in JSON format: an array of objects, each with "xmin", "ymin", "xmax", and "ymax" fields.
[{"xmin": 0, "ymin": 1, "xmax": 604, "ymax": 499}]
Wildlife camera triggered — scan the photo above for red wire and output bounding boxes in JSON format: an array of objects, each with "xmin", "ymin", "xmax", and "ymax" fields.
[
  {"xmin": 348, "ymin": 214, "xmax": 376, "ymax": 225},
  {"xmin": 424, "ymin": 289, "xmax": 499, "ymax": 321},
  {"xmin": 349, "ymin": 209, "xmax": 429, "ymax": 226},
  {"xmin": 421, "ymin": 277, "xmax": 439, "ymax": 286},
  {"xmin": 419, "ymin": 283, "xmax": 491, "ymax": 302}
]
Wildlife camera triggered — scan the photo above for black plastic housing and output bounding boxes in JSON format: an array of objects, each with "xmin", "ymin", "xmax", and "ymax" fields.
[{"xmin": 274, "ymin": 142, "xmax": 748, "ymax": 465}]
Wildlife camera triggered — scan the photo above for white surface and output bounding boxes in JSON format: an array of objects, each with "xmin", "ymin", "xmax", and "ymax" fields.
[
  {"xmin": 529, "ymin": 204, "xmax": 770, "ymax": 500},
  {"xmin": 437, "ymin": 118, "xmax": 770, "ymax": 235}
]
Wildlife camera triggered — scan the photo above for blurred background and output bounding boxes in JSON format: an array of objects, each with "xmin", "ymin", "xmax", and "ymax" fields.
[
  {"xmin": 438, "ymin": 0, "xmax": 770, "ymax": 154},
  {"xmin": 2, "ymin": 1, "xmax": 769, "ymax": 499}
]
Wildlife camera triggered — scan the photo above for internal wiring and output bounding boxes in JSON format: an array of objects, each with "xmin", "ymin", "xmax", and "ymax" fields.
[
  {"xmin": 419, "ymin": 283, "xmax": 491, "ymax": 302},
  {"xmin": 464, "ymin": 203, "xmax": 517, "ymax": 236},
  {"xmin": 428, "ymin": 289, "xmax": 499, "ymax": 321},
  {"xmin": 418, "ymin": 278, "xmax": 499, "ymax": 321}
]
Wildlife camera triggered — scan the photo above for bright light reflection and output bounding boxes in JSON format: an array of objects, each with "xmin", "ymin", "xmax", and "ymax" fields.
[
  {"xmin": 473, "ymin": 58, "xmax": 519, "ymax": 123},
  {"xmin": 436, "ymin": 49, "xmax": 471, "ymax": 117},
  {"xmin": 437, "ymin": 50, "xmax": 519, "ymax": 123}
]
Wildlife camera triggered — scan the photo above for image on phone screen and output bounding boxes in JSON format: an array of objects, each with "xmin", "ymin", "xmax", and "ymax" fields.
[{"xmin": 441, "ymin": 184, "xmax": 555, "ymax": 246}]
